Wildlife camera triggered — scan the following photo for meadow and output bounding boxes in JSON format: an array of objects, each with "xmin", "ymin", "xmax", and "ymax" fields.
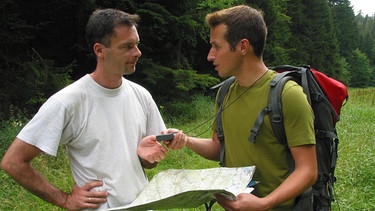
[{"xmin": 0, "ymin": 88, "xmax": 374, "ymax": 210}]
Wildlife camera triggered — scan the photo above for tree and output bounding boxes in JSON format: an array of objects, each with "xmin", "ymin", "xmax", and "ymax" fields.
[
  {"xmin": 286, "ymin": 0, "xmax": 344, "ymax": 80},
  {"xmin": 135, "ymin": 2, "xmax": 199, "ymax": 69},
  {"xmin": 348, "ymin": 49, "xmax": 373, "ymax": 87},
  {"xmin": 358, "ymin": 16, "xmax": 375, "ymax": 65},
  {"xmin": 1, "ymin": 0, "xmax": 374, "ymax": 119},
  {"xmin": 0, "ymin": 0, "xmax": 93, "ymax": 119},
  {"xmin": 329, "ymin": 0, "xmax": 359, "ymax": 59},
  {"xmin": 247, "ymin": 0, "xmax": 292, "ymax": 66}
]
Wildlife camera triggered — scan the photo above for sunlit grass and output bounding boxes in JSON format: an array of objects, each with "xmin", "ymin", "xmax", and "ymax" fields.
[{"xmin": 332, "ymin": 88, "xmax": 375, "ymax": 211}]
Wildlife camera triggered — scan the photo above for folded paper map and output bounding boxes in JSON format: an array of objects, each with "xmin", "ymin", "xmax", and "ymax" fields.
[{"xmin": 106, "ymin": 166, "xmax": 256, "ymax": 210}]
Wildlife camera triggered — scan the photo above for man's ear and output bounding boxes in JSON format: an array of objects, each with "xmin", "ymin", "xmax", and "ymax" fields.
[
  {"xmin": 93, "ymin": 43, "xmax": 104, "ymax": 57},
  {"xmin": 239, "ymin": 39, "xmax": 251, "ymax": 55}
]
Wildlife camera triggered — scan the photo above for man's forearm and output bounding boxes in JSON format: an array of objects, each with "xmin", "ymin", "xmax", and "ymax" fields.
[
  {"xmin": 185, "ymin": 136, "xmax": 220, "ymax": 161},
  {"xmin": 3, "ymin": 161, "xmax": 69, "ymax": 209}
]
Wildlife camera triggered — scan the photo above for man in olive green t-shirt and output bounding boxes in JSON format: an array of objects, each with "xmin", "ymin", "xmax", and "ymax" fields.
[{"xmin": 166, "ymin": 5, "xmax": 317, "ymax": 211}]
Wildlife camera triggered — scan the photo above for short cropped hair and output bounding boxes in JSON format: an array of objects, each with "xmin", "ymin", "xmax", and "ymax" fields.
[{"xmin": 205, "ymin": 5, "xmax": 267, "ymax": 57}]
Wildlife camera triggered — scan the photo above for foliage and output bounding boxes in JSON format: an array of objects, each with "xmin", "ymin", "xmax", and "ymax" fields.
[
  {"xmin": 348, "ymin": 49, "xmax": 373, "ymax": 87},
  {"xmin": 0, "ymin": 0, "xmax": 93, "ymax": 119},
  {"xmin": 357, "ymin": 16, "xmax": 375, "ymax": 65},
  {"xmin": 0, "ymin": 107, "xmax": 27, "ymax": 155},
  {"xmin": 129, "ymin": 58, "xmax": 219, "ymax": 104},
  {"xmin": 329, "ymin": 0, "xmax": 359, "ymax": 59},
  {"xmin": 329, "ymin": 0, "xmax": 358, "ymax": 83},
  {"xmin": 334, "ymin": 56, "xmax": 351, "ymax": 85},
  {"xmin": 1, "ymin": 0, "xmax": 375, "ymax": 120},
  {"xmin": 286, "ymin": 0, "xmax": 343, "ymax": 80},
  {"xmin": 251, "ymin": 0, "xmax": 292, "ymax": 66},
  {"xmin": 160, "ymin": 94, "xmax": 216, "ymax": 126},
  {"xmin": 197, "ymin": 0, "xmax": 242, "ymax": 11},
  {"xmin": 0, "ymin": 50, "xmax": 72, "ymax": 120},
  {"xmin": 135, "ymin": 1, "xmax": 209, "ymax": 70}
]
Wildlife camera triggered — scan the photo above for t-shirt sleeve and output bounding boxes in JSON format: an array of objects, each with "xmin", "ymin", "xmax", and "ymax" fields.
[
  {"xmin": 145, "ymin": 93, "xmax": 166, "ymax": 136},
  {"xmin": 17, "ymin": 98, "xmax": 73, "ymax": 156},
  {"xmin": 282, "ymin": 82, "xmax": 315, "ymax": 147},
  {"xmin": 147, "ymin": 102, "xmax": 166, "ymax": 135}
]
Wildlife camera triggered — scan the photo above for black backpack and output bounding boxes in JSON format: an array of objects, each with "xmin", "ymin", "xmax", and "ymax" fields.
[{"xmin": 213, "ymin": 65, "xmax": 348, "ymax": 211}]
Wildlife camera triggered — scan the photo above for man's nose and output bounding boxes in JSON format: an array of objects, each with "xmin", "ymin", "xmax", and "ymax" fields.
[{"xmin": 207, "ymin": 49, "xmax": 215, "ymax": 61}]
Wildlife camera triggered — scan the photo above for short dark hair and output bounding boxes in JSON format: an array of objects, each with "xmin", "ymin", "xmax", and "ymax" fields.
[
  {"xmin": 205, "ymin": 5, "xmax": 267, "ymax": 57},
  {"xmin": 85, "ymin": 8, "xmax": 140, "ymax": 52}
]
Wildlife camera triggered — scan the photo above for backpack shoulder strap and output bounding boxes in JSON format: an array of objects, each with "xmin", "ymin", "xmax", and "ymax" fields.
[
  {"xmin": 206, "ymin": 77, "xmax": 235, "ymax": 211},
  {"xmin": 214, "ymin": 76, "xmax": 235, "ymax": 167},
  {"xmin": 248, "ymin": 71, "xmax": 296, "ymax": 145},
  {"xmin": 268, "ymin": 73, "xmax": 296, "ymax": 146}
]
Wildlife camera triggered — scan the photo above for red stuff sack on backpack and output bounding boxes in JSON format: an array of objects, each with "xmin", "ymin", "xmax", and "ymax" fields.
[{"xmin": 311, "ymin": 68, "xmax": 348, "ymax": 116}]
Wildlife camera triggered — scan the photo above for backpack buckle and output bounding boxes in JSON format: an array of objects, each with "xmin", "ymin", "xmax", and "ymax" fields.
[
  {"xmin": 272, "ymin": 115, "xmax": 282, "ymax": 123},
  {"xmin": 248, "ymin": 129, "xmax": 258, "ymax": 143}
]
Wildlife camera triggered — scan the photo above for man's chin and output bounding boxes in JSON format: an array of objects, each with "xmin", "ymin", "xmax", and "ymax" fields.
[
  {"xmin": 218, "ymin": 72, "xmax": 230, "ymax": 79},
  {"xmin": 123, "ymin": 69, "xmax": 136, "ymax": 76}
]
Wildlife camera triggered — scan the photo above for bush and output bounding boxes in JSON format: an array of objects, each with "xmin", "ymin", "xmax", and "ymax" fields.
[
  {"xmin": 128, "ymin": 58, "xmax": 220, "ymax": 104},
  {"xmin": 0, "ymin": 106, "xmax": 28, "ymax": 154},
  {"xmin": 0, "ymin": 50, "xmax": 72, "ymax": 120},
  {"xmin": 161, "ymin": 94, "xmax": 216, "ymax": 125}
]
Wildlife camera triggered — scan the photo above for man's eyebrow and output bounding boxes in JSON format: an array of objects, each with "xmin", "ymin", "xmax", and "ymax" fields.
[
  {"xmin": 121, "ymin": 40, "xmax": 140, "ymax": 46},
  {"xmin": 210, "ymin": 41, "xmax": 220, "ymax": 46}
]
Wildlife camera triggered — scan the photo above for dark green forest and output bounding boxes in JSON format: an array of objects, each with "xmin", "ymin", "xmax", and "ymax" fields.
[{"xmin": 1, "ymin": 0, "xmax": 374, "ymax": 119}]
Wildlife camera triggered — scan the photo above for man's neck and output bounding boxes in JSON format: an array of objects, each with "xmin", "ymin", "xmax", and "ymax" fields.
[
  {"xmin": 235, "ymin": 62, "xmax": 269, "ymax": 87},
  {"xmin": 90, "ymin": 70, "xmax": 123, "ymax": 89}
]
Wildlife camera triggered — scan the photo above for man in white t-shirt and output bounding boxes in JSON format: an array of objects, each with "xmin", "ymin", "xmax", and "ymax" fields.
[{"xmin": 1, "ymin": 8, "xmax": 184, "ymax": 210}]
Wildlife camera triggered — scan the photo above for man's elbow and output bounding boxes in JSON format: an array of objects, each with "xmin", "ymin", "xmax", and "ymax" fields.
[
  {"xmin": 143, "ymin": 162, "xmax": 158, "ymax": 169},
  {"xmin": 139, "ymin": 157, "xmax": 158, "ymax": 169},
  {"xmin": 1, "ymin": 155, "xmax": 13, "ymax": 174},
  {"xmin": 1, "ymin": 150, "xmax": 23, "ymax": 176},
  {"xmin": 309, "ymin": 165, "xmax": 318, "ymax": 186}
]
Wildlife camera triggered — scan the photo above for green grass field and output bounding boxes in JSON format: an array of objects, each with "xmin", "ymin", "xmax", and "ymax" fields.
[{"xmin": 1, "ymin": 88, "xmax": 374, "ymax": 210}]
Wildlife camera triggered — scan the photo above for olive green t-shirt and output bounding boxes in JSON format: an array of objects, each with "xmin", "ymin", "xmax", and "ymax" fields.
[{"xmin": 214, "ymin": 70, "xmax": 315, "ymax": 210}]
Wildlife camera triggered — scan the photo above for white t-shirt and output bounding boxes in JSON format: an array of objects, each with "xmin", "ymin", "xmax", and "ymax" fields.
[{"xmin": 17, "ymin": 74, "xmax": 166, "ymax": 209}]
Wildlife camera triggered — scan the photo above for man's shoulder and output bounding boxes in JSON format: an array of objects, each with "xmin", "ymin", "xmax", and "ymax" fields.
[
  {"xmin": 55, "ymin": 74, "xmax": 89, "ymax": 94},
  {"xmin": 47, "ymin": 75, "xmax": 90, "ymax": 108},
  {"xmin": 123, "ymin": 77, "xmax": 152, "ymax": 98},
  {"xmin": 123, "ymin": 77, "xmax": 146, "ymax": 89}
]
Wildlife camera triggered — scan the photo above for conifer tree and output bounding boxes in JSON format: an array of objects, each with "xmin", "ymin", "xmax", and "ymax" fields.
[
  {"xmin": 247, "ymin": 0, "xmax": 292, "ymax": 66},
  {"xmin": 287, "ymin": 0, "xmax": 342, "ymax": 79},
  {"xmin": 348, "ymin": 49, "xmax": 373, "ymax": 87},
  {"xmin": 329, "ymin": 0, "xmax": 359, "ymax": 59}
]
